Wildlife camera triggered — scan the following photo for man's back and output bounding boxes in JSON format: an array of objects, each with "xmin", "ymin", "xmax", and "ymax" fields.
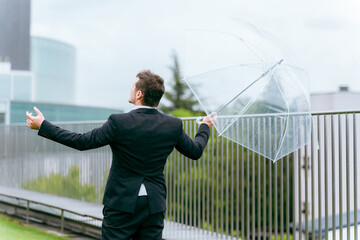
[
  {"xmin": 108, "ymin": 108, "xmax": 182, "ymax": 176},
  {"xmin": 104, "ymin": 108, "xmax": 184, "ymax": 214},
  {"xmin": 37, "ymin": 107, "xmax": 210, "ymax": 214}
]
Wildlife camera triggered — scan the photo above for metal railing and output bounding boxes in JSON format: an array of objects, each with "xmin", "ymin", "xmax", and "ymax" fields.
[
  {"xmin": 0, "ymin": 191, "xmax": 102, "ymax": 233},
  {"xmin": 0, "ymin": 111, "xmax": 359, "ymax": 239}
]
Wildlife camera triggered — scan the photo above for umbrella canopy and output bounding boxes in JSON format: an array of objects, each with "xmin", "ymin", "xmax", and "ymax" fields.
[{"xmin": 183, "ymin": 18, "xmax": 311, "ymax": 162}]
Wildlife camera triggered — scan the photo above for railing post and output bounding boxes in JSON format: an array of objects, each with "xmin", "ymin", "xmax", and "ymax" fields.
[
  {"xmin": 346, "ymin": 114, "xmax": 350, "ymax": 239},
  {"xmin": 26, "ymin": 200, "xmax": 29, "ymax": 224},
  {"xmin": 339, "ymin": 114, "xmax": 344, "ymax": 239},
  {"xmin": 61, "ymin": 209, "xmax": 64, "ymax": 233},
  {"xmin": 324, "ymin": 115, "xmax": 329, "ymax": 240},
  {"xmin": 15, "ymin": 199, "xmax": 18, "ymax": 215},
  {"xmin": 354, "ymin": 113, "xmax": 358, "ymax": 240},
  {"xmin": 311, "ymin": 115, "xmax": 315, "ymax": 240}
]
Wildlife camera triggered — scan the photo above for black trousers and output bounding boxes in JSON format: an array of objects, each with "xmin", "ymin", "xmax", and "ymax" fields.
[{"xmin": 101, "ymin": 196, "xmax": 165, "ymax": 240}]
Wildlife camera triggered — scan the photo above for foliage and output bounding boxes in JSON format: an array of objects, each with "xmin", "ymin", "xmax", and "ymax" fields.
[
  {"xmin": 170, "ymin": 108, "xmax": 204, "ymax": 118},
  {"xmin": 165, "ymin": 125, "xmax": 295, "ymax": 238},
  {"xmin": 0, "ymin": 213, "xmax": 71, "ymax": 240},
  {"xmin": 22, "ymin": 166, "xmax": 100, "ymax": 203},
  {"xmin": 159, "ymin": 52, "xmax": 204, "ymax": 117}
]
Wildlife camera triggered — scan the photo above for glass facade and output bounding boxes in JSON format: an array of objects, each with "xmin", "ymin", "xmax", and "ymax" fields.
[
  {"xmin": 31, "ymin": 36, "xmax": 76, "ymax": 104},
  {"xmin": 0, "ymin": 74, "xmax": 11, "ymax": 99},
  {"xmin": 0, "ymin": 71, "xmax": 32, "ymax": 101},
  {"xmin": 0, "ymin": 100, "xmax": 9, "ymax": 124},
  {"xmin": 10, "ymin": 101, "xmax": 122, "ymax": 124},
  {"xmin": 12, "ymin": 74, "xmax": 32, "ymax": 101}
]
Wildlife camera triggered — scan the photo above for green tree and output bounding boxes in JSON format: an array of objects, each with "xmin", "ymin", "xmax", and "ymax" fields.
[{"xmin": 160, "ymin": 52, "xmax": 203, "ymax": 117}]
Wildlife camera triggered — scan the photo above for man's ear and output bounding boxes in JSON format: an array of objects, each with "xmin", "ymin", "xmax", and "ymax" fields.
[{"xmin": 136, "ymin": 90, "xmax": 143, "ymax": 100}]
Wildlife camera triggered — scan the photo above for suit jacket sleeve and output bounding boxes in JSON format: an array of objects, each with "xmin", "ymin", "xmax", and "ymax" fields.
[
  {"xmin": 38, "ymin": 115, "xmax": 116, "ymax": 151},
  {"xmin": 175, "ymin": 122, "xmax": 210, "ymax": 160}
]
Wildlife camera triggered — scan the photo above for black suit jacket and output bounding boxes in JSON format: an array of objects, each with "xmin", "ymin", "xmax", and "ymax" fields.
[{"xmin": 38, "ymin": 108, "xmax": 210, "ymax": 214}]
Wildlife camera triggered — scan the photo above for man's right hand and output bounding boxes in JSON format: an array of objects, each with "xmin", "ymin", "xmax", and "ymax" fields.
[
  {"xmin": 202, "ymin": 113, "xmax": 216, "ymax": 128},
  {"xmin": 26, "ymin": 107, "xmax": 45, "ymax": 130}
]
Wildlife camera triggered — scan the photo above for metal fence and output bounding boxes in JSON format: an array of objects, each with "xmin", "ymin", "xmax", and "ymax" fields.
[{"xmin": 0, "ymin": 111, "xmax": 359, "ymax": 239}]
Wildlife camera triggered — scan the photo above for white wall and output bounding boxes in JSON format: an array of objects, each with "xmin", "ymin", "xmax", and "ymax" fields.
[{"xmin": 311, "ymin": 90, "xmax": 360, "ymax": 112}]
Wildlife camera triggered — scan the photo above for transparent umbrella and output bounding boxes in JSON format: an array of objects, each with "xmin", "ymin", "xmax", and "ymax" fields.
[{"xmin": 183, "ymin": 18, "xmax": 311, "ymax": 162}]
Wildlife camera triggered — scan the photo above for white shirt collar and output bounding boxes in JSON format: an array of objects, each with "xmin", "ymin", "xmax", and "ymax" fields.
[{"xmin": 133, "ymin": 105, "xmax": 157, "ymax": 110}]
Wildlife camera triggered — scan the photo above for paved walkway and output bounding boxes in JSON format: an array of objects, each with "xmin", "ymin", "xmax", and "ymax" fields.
[{"xmin": 0, "ymin": 186, "xmax": 238, "ymax": 240}]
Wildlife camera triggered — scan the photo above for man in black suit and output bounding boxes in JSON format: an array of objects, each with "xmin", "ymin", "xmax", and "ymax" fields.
[{"xmin": 26, "ymin": 70, "xmax": 214, "ymax": 240}]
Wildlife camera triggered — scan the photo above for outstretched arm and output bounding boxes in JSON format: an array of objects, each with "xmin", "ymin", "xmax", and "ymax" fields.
[
  {"xmin": 175, "ymin": 113, "xmax": 215, "ymax": 160},
  {"xmin": 26, "ymin": 107, "xmax": 116, "ymax": 151}
]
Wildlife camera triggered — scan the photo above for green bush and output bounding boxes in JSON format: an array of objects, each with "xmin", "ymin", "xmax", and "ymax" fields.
[
  {"xmin": 22, "ymin": 166, "xmax": 102, "ymax": 203},
  {"xmin": 170, "ymin": 108, "xmax": 203, "ymax": 118}
]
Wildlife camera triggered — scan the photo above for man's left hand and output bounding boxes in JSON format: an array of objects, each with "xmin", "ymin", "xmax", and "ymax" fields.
[
  {"xmin": 202, "ymin": 112, "xmax": 217, "ymax": 128},
  {"xmin": 26, "ymin": 107, "xmax": 45, "ymax": 130}
]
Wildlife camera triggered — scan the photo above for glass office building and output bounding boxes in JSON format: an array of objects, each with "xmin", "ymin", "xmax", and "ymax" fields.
[
  {"xmin": 0, "ymin": 61, "xmax": 33, "ymax": 124},
  {"xmin": 10, "ymin": 101, "xmax": 122, "ymax": 124},
  {"xmin": 0, "ymin": 62, "xmax": 33, "ymax": 101},
  {"xmin": 0, "ymin": 5, "xmax": 123, "ymax": 125},
  {"xmin": 0, "ymin": 62, "xmax": 122, "ymax": 124},
  {"xmin": 0, "ymin": 99, "xmax": 122, "ymax": 124},
  {"xmin": 31, "ymin": 36, "xmax": 76, "ymax": 104}
]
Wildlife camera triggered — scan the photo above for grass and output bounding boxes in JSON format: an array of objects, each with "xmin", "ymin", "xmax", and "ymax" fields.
[{"xmin": 0, "ymin": 213, "xmax": 72, "ymax": 240}]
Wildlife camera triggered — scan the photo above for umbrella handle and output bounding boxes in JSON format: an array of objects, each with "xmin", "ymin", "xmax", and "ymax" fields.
[
  {"xmin": 196, "ymin": 117, "xmax": 203, "ymax": 125},
  {"xmin": 196, "ymin": 113, "xmax": 217, "ymax": 125}
]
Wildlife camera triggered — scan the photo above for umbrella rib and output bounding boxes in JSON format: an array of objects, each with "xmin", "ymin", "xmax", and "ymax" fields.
[
  {"xmin": 272, "ymin": 64, "xmax": 312, "ymax": 160},
  {"xmin": 217, "ymin": 92, "xmax": 265, "ymax": 137},
  {"xmin": 217, "ymin": 64, "xmax": 279, "ymax": 137},
  {"xmin": 272, "ymin": 73, "xmax": 290, "ymax": 161},
  {"xmin": 216, "ymin": 59, "xmax": 284, "ymax": 113}
]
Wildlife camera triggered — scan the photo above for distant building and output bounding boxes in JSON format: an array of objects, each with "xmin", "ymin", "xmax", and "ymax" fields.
[
  {"xmin": 0, "ymin": 99, "xmax": 122, "ymax": 124},
  {"xmin": 0, "ymin": 0, "xmax": 122, "ymax": 124},
  {"xmin": 1, "ymin": 0, "xmax": 76, "ymax": 105},
  {"xmin": 0, "ymin": 0, "xmax": 31, "ymax": 70},
  {"xmin": 0, "ymin": 61, "xmax": 33, "ymax": 123},
  {"xmin": 0, "ymin": 62, "xmax": 33, "ymax": 101},
  {"xmin": 31, "ymin": 36, "xmax": 76, "ymax": 104},
  {"xmin": 9, "ymin": 101, "xmax": 121, "ymax": 124},
  {"xmin": 0, "ymin": 62, "xmax": 121, "ymax": 124},
  {"xmin": 311, "ymin": 86, "xmax": 360, "ymax": 112}
]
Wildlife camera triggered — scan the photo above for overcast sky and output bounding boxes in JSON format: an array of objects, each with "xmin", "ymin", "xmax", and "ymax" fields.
[{"xmin": 31, "ymin": 0, "xmax": 360, "ymax": 111}]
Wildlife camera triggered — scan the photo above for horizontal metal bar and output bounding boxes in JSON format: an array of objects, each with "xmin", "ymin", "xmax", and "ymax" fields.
[
  {"xmin": 311, "ymin": 110, "xmax": 360, "ymax": 116},
  {"xmin": 0, "ymin": 193, "xmax": 102, "ymax": 220}
]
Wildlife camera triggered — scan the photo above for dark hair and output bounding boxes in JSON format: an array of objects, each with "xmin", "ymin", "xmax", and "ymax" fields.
[{"xmin": 136, "ymin": 70, "xmax": 165, "ymax": 107}]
